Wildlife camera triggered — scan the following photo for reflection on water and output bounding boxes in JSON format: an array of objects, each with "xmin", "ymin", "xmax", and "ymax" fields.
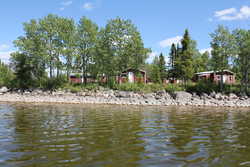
[{"xmin": 0, "ymin": 104, "xmax": 250, "ymax": 167}]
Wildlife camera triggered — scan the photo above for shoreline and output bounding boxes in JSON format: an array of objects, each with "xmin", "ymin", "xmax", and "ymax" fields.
[{"xmin": 0, "ymin": 90, "xmax": 250, "ymax": 108}]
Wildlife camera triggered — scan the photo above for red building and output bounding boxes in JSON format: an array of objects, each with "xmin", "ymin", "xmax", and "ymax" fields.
[
  {"xmin": 118, "ymin": 69, "xmax": 147, "ymax": 84},
  {"xmin": 69, "ymin": 73, "xmax": 97, "ymax": 84},
  {"xmin": 194, "ymin": 70, "xmax": 236, "ymax": 84}
]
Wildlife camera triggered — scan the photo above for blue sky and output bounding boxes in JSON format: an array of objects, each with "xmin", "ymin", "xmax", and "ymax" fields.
[{"xmin": 1, "ymin": 0, "xmax": 250, "ymax": 63}]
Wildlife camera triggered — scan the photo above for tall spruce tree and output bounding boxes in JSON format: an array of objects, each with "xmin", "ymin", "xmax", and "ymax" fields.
[
  {"xmin": 179, "ymin": 29, "xmax": 194, "ymax": 85},
  {"xmin": 168, "ymin": 43, "xmax": 177, "ymax": 79},
  {"xmin": 158, "ymin": 53, "xmax": 166, "ymax": 82}
]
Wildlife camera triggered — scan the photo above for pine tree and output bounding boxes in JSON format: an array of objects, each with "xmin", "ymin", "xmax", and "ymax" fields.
[
  {"xmin": 150, "ymin": 56, "xmax": 162, "ymax": 83},
  {"xmin": 179, "ymin": 29, "xmax": 194, "ymax": 84},
  {"xmin": 168, "ymin": 44, "xmax": 177, "ymax": 79},
  {"xmin": 158, "ymin": 53, "xmax": 166, "ymax": 82}
]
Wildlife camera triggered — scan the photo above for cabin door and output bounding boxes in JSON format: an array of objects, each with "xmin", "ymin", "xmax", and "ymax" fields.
[
  {"xmin": 223, "ymin": 75, "xmax": 227, "ymax": 83},
  {"xmin": 128, "ymin": 72, "xmax": 134, "ymax": 83}
]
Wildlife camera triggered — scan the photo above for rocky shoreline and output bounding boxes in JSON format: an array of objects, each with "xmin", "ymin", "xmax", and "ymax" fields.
[{"xmin": 0, "ymin": 86, "xmax": 250, "ymax": 107}]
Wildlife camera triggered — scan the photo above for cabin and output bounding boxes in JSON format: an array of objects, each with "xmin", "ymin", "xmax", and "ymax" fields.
[
  {"xmin": 118, "ymin": 69, "xmax": 147, "ymax": 84},
  {"xmin": 69, "ymin": 73, "xmax": 96, "ymax": 84},
  {"xmin": 194, "ymin": 70, "xmax": 236, "ymax": 84}
]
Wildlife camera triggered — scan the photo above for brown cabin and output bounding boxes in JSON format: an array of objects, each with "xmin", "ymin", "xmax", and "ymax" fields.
[
  {"xmin": 194, "ymin": 70, "xmax": 236, "ymax": 84},
  {"xmin": 70, "ymin": 73, "xmax": 97, "ymax": 84},
  {"xmin": 118, "ymin": 69, "xmax": 147, "ymax": 84}
]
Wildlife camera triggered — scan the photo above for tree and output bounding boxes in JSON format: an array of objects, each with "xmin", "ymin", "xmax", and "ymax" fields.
[
  {"xmin": 100, "ymin": 17, "xmax": 149, "ymax": 73},
  {"xmin": 179, "ymin": 29, "xmax": 195, "ymax": 85},
  {"xmin": 39, "ymin": 14, "xmax": 65, "ymax": 78},
  {"xmin": 95, "ymin": 17, "xmax": 149, "ymax": 84},
  {"xmin": 193, "ymin": 51, "xmax": 209, "ymax": 73},
  {"xmin": 150, "ymin": 56, "xmax": 162, "ymax": 83},
  {"xmin": 13, "ymin": 19, "xmax": 47, "ymax": 86},
  {"xmin": 76, "ymin": 17, "xmax": 98, "ymax": 84},
  {"xmin": 233, "ymin": 29, "xmax": 250, "ymax": 94},
  {"xmin": 210, "ymin": 25, "xmax": 236, "ymax": 91},
  {"xmin": 10, "ymin": 52, "xmax": 36, "ymax": 89},
  {"xmin": 59, "ymin": 17, "xmax": 76, "ymax": 81},
  {"xmin": 158, "ymin": 53, "xmax": 166, "ymax": 82},
  {"xmin": 0, "ymin": 60, "xmax": 14, "ymax": 87},
  {"xmin": 168, "ymin": 43, "xmax": 180, "ymax": 80}
]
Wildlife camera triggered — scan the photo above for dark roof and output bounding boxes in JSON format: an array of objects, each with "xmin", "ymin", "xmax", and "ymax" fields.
[{"xmin": 195, "ymin": 70, "xmax": 234, "ymax": 75}]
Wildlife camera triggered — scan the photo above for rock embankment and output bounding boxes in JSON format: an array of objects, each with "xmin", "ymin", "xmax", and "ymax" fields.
[{"xmin": 0, "ymin": 87, "xmax": 250, "ymax": 107}]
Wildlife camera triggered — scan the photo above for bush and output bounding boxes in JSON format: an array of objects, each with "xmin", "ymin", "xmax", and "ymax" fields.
[
  {"xmin": 41, "ymin": 75, "xmax": 68, "ymax": 91},
  {"xmin": 114, "ymin": 83, "xmax": 141, "ymax": 92},
  {"xmin": 63, "ymin": 84, "xmax": 82, "ymax": 93},
  {"xmin": 165, "ymin": 84, "xmax": 184, "ymax": 94},
  {"xmin": 145, "ymin": 83, "xmax": 165, "ymax": 93},
  {"xmin": 186, "ymin": 81, "xmax": 219, "ymax": 95}
]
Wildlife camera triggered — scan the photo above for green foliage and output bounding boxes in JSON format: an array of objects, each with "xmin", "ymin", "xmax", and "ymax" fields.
[
  {"xmin": 11, "ymin": 52, "xmax": 37, "ymax": 89},
  {"xmin": 76, "ymin": 16, "xmax": 98, "ymax": 84},
  {"xmin": 168, "ymin": 43, "xmax": 178, "ymax": 79},
  {"xmin": 165, "ymin": 84, "xmax": 184, "ymax": 94},
  {"xmin": 168, "ymin": 29, "xmax": 197, "ymax": 83},
  {"xmin": 114, "ymin": 83, "xmax": 183, "ymax": 93},
  {"xmin": 0, "ymin": 61, "xmax": 14, "ymax": 87},
  {"xmin": 232, "ymin": 29, "xmax": 250, "ymax": 94},
  {"xmin": 158, "ymin": 53, "xmax": 167, "ymax": 81},
  {"xmin": 96, "ymin": 17, "xmax": 150, "ymax": 80},
  {"xmin": 210, "ymin": 25, "xmax": 236, "ymax": 91},
  {"xmin": 148, "ymin": 56, "xmax": 162, "ymax": 83},
  {"xmin": 114, "ymin": 83, "xmax": 142, "ymax": 92},
  {"xmin": 179, "ymin": 29, "xmax": 195, "ymax": 82},
  {"xmin": 186, "ymin": 81, "xmax": 219, "ymax": 95},
  {"xmin": 193, "ymin": 51, "xmax": 210, "ymax": 73},
  {"xmin": 41, "ymin": 75, "xmax": 68, "ymax": 91}
]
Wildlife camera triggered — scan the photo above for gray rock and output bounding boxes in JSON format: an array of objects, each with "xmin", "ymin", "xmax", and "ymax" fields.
[
  {"xmin": 214, "ymin": 93, "xmax": 223, "ymax": 100},
  {"xmin": 210, "ymin": 91, "xmax": 216, "ymax": 98},
  {"xmin": 115, "ymin": 91, "xmax": 131, "ymax": 98},
  {"xmin": 0, "ymin": 87, "xmax": 8, "ymax": 93},
  {"xmin": 173, "ymin": 91, "xmax": 192, "ymax": 105},
  {"xmin": 156, "ymin": 90, "xmax": 166, "ymax": 96},
  {"xmin": 143, "ymin": 93, "xmax": 155, "ymax": 99},
  {"xmin": 32, "ymin": 89, "xmax": 43, "ymax": 95},
  {"xmin": 228, "ymin": 93, "xmax": 238, "ymax": 99},
  {"xmin": 174, "ymin": 91, "xmax": 192, "ymax": 100}
]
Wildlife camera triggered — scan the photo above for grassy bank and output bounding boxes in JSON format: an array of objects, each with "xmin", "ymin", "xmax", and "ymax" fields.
[{"xmin": 58, "ymin": 81, "xmax": 243, "ymax": 96}]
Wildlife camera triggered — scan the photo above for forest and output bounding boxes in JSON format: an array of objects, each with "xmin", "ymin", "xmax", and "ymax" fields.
[{"xmin": 1, "ymin": 14, "xmax": 250, "ymax": 95}]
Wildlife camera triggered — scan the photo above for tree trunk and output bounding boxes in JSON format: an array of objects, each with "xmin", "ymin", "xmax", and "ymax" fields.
[
  {"xmin": 220, "ymin": 70, "xmax": 223, "ymax": 92},
  {"xmin": 49, "ymin": 61, "xmax": 53, "ymax": 78}
]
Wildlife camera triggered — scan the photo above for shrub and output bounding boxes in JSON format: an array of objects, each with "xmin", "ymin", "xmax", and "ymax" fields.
[
  {"xmin": 114, "ymin": 83, "xmax": 141, "ymax": 92},
  {"xmin": 186, "ymin": 81, "xmax": 219, "ymax": 95},
  {"xmin": 42, "ymin": 75, "xmax": 68, "ymax": 91},
  {"xmin": 165, "ymin": 84, "xmax": 184, "ymax": 94}
]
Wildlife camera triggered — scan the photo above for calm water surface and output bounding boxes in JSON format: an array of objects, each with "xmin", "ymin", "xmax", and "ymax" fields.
[{"xmin": 1, "ymin": 103, "xmax": 250, "ymax": 167}]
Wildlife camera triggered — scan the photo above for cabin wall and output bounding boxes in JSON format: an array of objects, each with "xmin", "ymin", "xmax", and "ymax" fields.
[{"xmin": 196, "ymin": 73, "xmax": 236, "ymax": 84}]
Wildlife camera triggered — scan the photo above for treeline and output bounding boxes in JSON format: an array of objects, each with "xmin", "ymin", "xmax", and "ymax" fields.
[
  {"xmin": 148, "ymin": 26, "xmax": 250, "ymax": 95},
  {"xmin": 9, "ymin": 14, "xmax": 149, "ymax": 89},
  {"xmin": 1, "ymin": 14, "xmax": 250, "ymax": 94},
  {"xmin": 147, "ymin": 29, "xmax": 210, "ymax": 85}
]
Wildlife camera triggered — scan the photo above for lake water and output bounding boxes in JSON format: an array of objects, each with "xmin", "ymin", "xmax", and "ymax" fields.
[{"xmin": 1, "ymin": 103, "xmax": 250, "ymax": 167}]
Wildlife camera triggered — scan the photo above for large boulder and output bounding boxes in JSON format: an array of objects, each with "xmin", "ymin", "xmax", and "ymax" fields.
[
  {"xmin": 0, "ymin": 87, "xmax": 8, "ymax": 93},
  {"xmin": 173, "ymin": 91, "xmax": 192, "ymax": 105},
  {"xmin": 228, "ymin": 93, "xmax": 238, "ymax": 100},
  {"xmin": 115, "ymin": 91, "xmax": 132, "ymax": 98}
]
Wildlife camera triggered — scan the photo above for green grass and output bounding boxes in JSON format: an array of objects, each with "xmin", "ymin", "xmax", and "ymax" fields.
[{"xmin": 53, "ymin": 81, "xmax": 244, "ymax": 95}]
